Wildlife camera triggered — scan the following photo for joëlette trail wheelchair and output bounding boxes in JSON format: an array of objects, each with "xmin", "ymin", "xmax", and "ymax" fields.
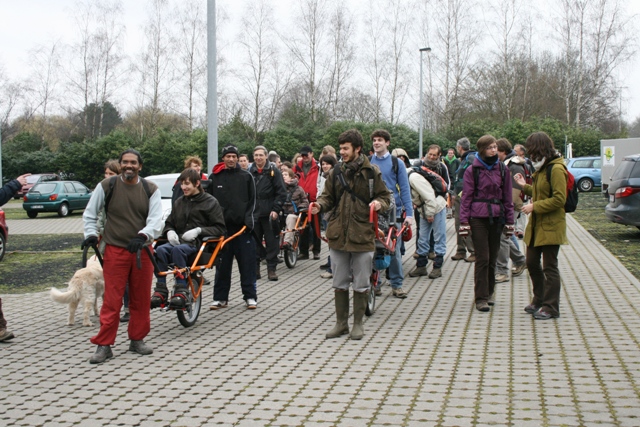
[
  {"xmin": 309, "ymin": 203, "xmax": 406, "ymax": 317},
  {"xmin": 278, "ymin": 210, "xmax": 309, "ymax": 269}
]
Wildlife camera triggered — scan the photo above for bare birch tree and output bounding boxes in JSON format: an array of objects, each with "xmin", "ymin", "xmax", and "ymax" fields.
[{"xmin": 326, "ymin": 3, "xmax": 355, "ymax": 121}]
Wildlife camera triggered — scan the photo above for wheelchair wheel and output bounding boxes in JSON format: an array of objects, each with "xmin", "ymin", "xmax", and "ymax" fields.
[
  {"xmin": 365, "ymin": 271, "xmax": 378, "ymax": 317},
  {"xmin": 177, "ymin": 274, "xmax": 203, "ymax": 327},
  {"xmin": 284, "ymin": 247, "xmax": 298, "ymax": 269}
]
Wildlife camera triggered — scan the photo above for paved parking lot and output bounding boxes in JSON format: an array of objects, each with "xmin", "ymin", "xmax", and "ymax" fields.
[{"xmin": 2, "ymin": 215, "xmax": 640, "ymax": 426}]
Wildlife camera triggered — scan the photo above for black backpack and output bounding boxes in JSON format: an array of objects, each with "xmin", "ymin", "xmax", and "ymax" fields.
[
  {"xmin": 409, "ymin": 165, "xmax": 448, "ymax": 198},
  {"xmin": 546, "ymin": 164, "xmax": 578, "ymax": 213}
]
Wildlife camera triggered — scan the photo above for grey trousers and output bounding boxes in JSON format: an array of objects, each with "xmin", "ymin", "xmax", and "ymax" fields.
[
  {"xmin": 495, "ymin": 233, "xmax": 526, "ymax": 275},
  {"xmin": 330, "ymin": 249, "xmax": 374, "ymax": 293}
]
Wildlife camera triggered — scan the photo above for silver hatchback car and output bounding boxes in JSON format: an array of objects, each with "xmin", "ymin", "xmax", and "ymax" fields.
[{"xmin": 605, "ymin": 154, "xmax": 640, "ymax": 229}]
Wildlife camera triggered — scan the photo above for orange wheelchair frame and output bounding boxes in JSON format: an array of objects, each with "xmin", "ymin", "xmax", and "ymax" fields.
[{"xmin": 278, "ymin": 211, "xmax": 309, "ymax": 269}]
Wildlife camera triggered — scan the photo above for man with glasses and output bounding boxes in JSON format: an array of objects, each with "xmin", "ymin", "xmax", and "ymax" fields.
[{"xmin": 293, "ymin": 146, "xmax": 321, "ymax": 260}]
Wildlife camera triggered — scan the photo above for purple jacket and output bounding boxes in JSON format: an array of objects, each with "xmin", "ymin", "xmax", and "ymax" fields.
[{"xmin": 459, "ymin": 157, "xmax": 514, "ymax": 225}]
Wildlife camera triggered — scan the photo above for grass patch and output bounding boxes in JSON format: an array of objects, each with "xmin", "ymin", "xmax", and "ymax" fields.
[
  {"xmin": 571, "ymin": 192, "xmax": 640, "ymax": 280},
  {"xmin": 0, "ymin": 234, "xmax": 84, "ymax": 294},
  {"xmin": 3, "ymin": 209, "xmax": 86, "ymax": 220}
]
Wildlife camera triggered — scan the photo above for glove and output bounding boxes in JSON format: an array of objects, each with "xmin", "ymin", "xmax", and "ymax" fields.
[
  {"xmin": 458, "ymin": 224, "xmax": 471, "ymax": 237},
  {"xmin": 181, "ymin": 227, "xmax": 201, "ymax": 242},
  {"xmin": 167, "ymin": 230, "xmax": 180, "ymax": 246},
  {"xmin": 126, "ymin": 234, "xmax": 147, "ymax": 253},
  {"xmin": 81, "ymin": 235, "xmax": 98, "ymax": 250},
  {"xmin": 504, "ymin": 225, "xmax": 515, "ymax": 237}
]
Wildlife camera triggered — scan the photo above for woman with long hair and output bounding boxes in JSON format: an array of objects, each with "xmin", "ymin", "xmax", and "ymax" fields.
[
  {"xmin": 459, "ymin": 135, "xmax": 514, "ymax": 312},
  {"xmin": 514, "ymin": 132, "xmax": 567, "ymax": 320}
]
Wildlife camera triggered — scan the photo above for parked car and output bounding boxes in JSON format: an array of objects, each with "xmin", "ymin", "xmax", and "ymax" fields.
[
  {"xmin": 23, "ymin": 181, "xmax": 92, "ymax": 218},
  {"xmin": 15, "ymin": 173, "xmax": 60, "ymax": 199},
  {"xmin": 605, "ymin": 154, "xmax": 640, "ymax": 229},
  {"xmin": 145, "ymin": 173, "xmax": 179, "ymax": 220},
  {"xmin": 0, "ymin": 209, "xmax": 7, "ymax": 261},
  {"xmin": 566, "ymin": 156, "xmax": 601, "ymax": 192}
]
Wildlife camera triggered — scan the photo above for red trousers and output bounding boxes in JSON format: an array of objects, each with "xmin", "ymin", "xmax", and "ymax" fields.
[{"xmin": 90, "ymin": 245, "xmax": 154, "ymax": 346}]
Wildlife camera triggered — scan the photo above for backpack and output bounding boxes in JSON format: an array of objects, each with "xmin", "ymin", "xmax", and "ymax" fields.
[
  {"xmin": 369, "ymin": 154, "xmax": 400, "ymax": 192},
  {"xmin": 546, "ymin": 164, "xmax": 578, "ymax": 213},
  {"xmin": 472, "ymin": 162, "xmax": 507, "ymax": 224},
  {"xmin": 103, "ymin": 175, "xmax": 153, "ymax": 214},
  {"xmin": 409, "ymin": 165, "xmax": 448, "ymax": 198},
  {"xmin": 504, "ymin": 156, "xmax": 532, "ymax": 201}
]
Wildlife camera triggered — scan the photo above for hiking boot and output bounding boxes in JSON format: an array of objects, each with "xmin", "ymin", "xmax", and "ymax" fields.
[
  {"xmin": 524, "ymin": 303, "xmax": 539, "ymax": 314},
  {"xmin": 129, "ymin": 340, "xmax": 153, "ymax": 355},
  {"xmin": 409, "ymin": 266, "xmax": 428, "ymax": 277},
  {"xmin": 89, "ymin": 345, "xmax": 113, "ymax": 364},
  {"xmin": 374, "ymin": 286, "xmax": 382, "ymax": 296},
  {"xmin": 119, "ymin": 310, "xmax": 130, "ymax": 323},
  {"xmin": 451, "ymin": 253, "xmax": 466, "ymax": 261},
  {"xmin": 326, "ymin": 291, "xmax": 349, "ymax": 338},
  {"xmin": 268, "ymin": 269, "xmax": 278, "ymax": 281},
  {"xmin": 428, "ymin": 267, "xmax": 442, "ymax": 279},
  {"xmin": 298, "ymin": 254, "xmax": 310, "ymax": 260},
  {"xmin": 319, "ymin": 262, "xmax": 330, "ymax": 270},
  {"xmin": 170, "ymin": 287, "xmax": 190, "ymax": 309},
  {"xmin": 150, "ymin": 285, "xmax": 168, "ymax": 309},
  {"xmin": 465, "ymin": 254, "xmax": 476, "ymax": 263},
  {"xmin": 313, "ymin": 253, "xmax": 321, "ymax": 260},
  {"xmin": 392, "ymin": 288, "xmax": 408, "ymax": 299},
  {"xmin": 511, "ymin": 264, "xmax": 526, "ymax": 276},
  {"xmin": 533, "ymin": 309, "xmax": 559, "ymax": 320},
  {"xmin": 320, "ymin": 271, "xmax": 333, "ymax": 279},
  {"xmin": 0, "ymin": 328, "xmax": 15, "ymax": 342},
  {"xmin": 428, "ymin": 252, "xmax": 436, "ymax": 260},
  {"xmin": 210, "ymin": 301, "xmax": 228, "ymax": 310},
  {"xmin": 350, "ymin": 291, "xmax": 368, "ymax": 340},
  {"xmin": 246, "ymin": 298, "xmax": 257, "ymax": 309},
  {"xmin": 495, "ymin": 274, "xmax": 509, "ymax": 283},
  {"xmin": 476, "ymin": 301, "xmax": 490, "ymax": 312},
  {"xmin": 488, "ymin": 294, "xmax": 495, "ymax": 306}
]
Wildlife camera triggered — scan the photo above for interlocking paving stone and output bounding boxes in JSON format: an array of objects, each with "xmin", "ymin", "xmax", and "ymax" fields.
[{"xmin": 2, "ymin": 215, "xmax": 640, "ymax": 426}]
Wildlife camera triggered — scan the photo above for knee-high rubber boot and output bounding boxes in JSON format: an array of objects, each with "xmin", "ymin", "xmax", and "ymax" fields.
[
  {"xmin": 350, "ymin": 291, "xmax": 368, "ymax": 340},
  {"xmin": 326, "ymin": 290, "xmax": 350, "ymax": 338}
]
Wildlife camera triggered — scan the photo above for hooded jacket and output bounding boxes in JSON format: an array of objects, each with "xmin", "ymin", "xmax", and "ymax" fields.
[
  {"xmin": 249, "ymin": 160, "xmax": 287, "ymax": 218},
  {"xmin": 207, "ymin": 163, "xmax": 257, "ymax": 233},
  {"xmin": 316, "ymin": 155, "xmax": 392, "ymax": 253},
  {"xmin": 283, "ymin": 177, "xmax": 309, "ymax": 215},
  {"xmin": 459, "ymin": 156, "xmax": 514, "ymax": 225},
  {"xmin": 163, "ymin": 190, "xmax": 227, "ymax": 246},
  {"xmin": 522, "ymin": 156, "xmax": 568, "ymax": 247}
]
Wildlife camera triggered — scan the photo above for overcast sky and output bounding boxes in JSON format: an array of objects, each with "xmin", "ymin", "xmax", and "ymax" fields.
[{"xmin": 2, "ymin": 0, "xmax": 640, "ymax": 123}]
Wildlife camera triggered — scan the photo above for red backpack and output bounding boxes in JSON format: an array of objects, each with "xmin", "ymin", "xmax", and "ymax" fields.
[{"xmin": 546, "ymin": 164, "xmax": 578, "ymax": 213}]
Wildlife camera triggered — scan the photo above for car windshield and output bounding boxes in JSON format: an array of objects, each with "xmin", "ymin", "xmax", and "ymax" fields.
[
  {"xmin": 26, "ymin": 175, "xmax": 41, "ymax": 184},
  {"xmin": 30, "ymin": 183, "xmax": 57, "ymax": 194}
]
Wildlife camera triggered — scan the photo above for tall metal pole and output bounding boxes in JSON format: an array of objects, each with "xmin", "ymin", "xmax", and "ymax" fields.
[
  {"xmin": 206, "ymin": 0, "xmax": 218, "ymax": 175},
  {"xmin": 418, "ymin": 47, "xmax": 431, "ymax": 160}
]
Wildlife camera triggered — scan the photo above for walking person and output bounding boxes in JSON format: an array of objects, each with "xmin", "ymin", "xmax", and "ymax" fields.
[
  {"xmin": 369, "ymin": 129, "xmax": 414, "ymax": 298},
  {"xmin": 0, "ymin": 173, "xmax": 31, "ymax": 342},
  {"xmin": 207, "ymin": 145, "xmax": 259, "ymax": 310},
  {"xmin": 452, "ymin": 137, "xmax": 477, "ymax": 262},
  {"xmin": 514, "ymin": 132, "xmax": 567, "ymax": 320},
  {"xmin": 82, "ymin": 149, "xmax": 164, "ymax": 363},
  {"xmin": 459, "ymin": 136, "xmax": 514, "ymax": 312},
  {"xmin": 250, "ymin": 146, "xmax": 287, "ymax": 281},
  {"xmin": 311, "ymin": 129, "xmax": 391, "ymax": 340},
  {"xmin": 293, "ymin": 146, "xmax": 321, "ymax": 260}
]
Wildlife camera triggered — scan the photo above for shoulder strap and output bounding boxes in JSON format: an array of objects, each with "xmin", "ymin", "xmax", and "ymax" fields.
[
  {"xmin": 546, "ymin": 164, "xmax": 563, "ymax": 198},
  {"xmin": 104, "ymin": 176, "xmax": 152, "ymax": 214},
  {"xmin": 333, "ymin": 164, "xmax": 371, "ymax": 205}
]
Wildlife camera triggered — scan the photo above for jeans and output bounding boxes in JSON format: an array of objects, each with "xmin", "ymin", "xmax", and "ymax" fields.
[
  {"xmin": 416, "ymin": 209, "xmax": 447, "ymax": 267},
  {"xmin": 155, "ymin": 243, "xmax": 199, "ymax": 279},
  {"xmin": 496, "ymin": 233, "xmax": 525, "ymax": 275}
]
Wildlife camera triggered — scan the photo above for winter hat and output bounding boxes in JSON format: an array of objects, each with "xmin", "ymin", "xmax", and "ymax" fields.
[{"xmin": 221, "ymin": 145, "xmax": 239, "ymax": 157}]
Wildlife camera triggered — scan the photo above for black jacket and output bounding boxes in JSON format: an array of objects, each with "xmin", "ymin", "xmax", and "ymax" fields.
[
  {"xmin": 0, "ymin": 179, "xmax": 22, "ymax": 206},
  {"xmin": 163, "ymin": 190, "xmax": 226, "ymax": 245},
  {"xmin": 207, "ymin": 163, "xmax": 257, "ymax": 233},
  {"xmin": 249, "ymin": 161, "xmax": 287, "ymax": 218}
]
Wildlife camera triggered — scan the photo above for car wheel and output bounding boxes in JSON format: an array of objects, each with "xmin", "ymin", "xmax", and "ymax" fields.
[
  {"xmin": 578, "ymin": 178, "xmax": 593, "ymax": 192},
  {"xmin": 0, "ymin": 232, "xmax": 5, "ymax": 261},
  {"xmin": 27, "ymin": 211, "xmax": 38, "ymax": 219},
  {"xmin": 58, "ymin": 203, "xmax": 70, "ymax": 217}
]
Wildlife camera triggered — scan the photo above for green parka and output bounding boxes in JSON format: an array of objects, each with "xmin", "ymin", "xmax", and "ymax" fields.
[
  {"xmin": 522, "ymin": 156, "xmax": 568, "ymax": 247},
  {"xmin": 316, "ymin": 155, "xmax": 392, "ymax": 253}
]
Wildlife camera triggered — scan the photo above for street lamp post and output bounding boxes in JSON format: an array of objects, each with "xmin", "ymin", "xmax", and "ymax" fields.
[{"xmin": 418, "ymin": 47, "xmax": 431, "ymax": 160}]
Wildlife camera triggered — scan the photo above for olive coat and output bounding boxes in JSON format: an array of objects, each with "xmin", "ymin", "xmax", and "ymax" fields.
[
  {"xmin": 316, "ymin": 155, "xmax": 392, "ymax": 253},
  {"xmin": 522, "ymin": 156, "xmax": 568, "ymax": 247}
]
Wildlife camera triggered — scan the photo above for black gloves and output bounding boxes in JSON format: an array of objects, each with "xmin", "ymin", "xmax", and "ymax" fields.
[
  {"xmin": 81, "ymin": 235, "xmax": 99, "ymax": 250},
  {"xmin": 126, "ymin": 234, "xmax": 148, "ymax": 253}
]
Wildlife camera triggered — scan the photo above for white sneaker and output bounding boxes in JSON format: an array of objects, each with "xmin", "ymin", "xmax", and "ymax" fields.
[
  {"xmin": 320, "ymin": 271, "xmax": 333, "ymax": 279},
  {"xmin": 246, "ymin": 298, "xmax": 257, "ymax": 309},
  {"xmin": 210, "ymin": 301, "xmax": 228, "ymax": 310}
]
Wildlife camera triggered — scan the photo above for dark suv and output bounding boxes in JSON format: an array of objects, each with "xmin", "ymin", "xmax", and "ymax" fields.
[{"xmin": 605, "ymin": 154, "xmax": 640, "ymax": 229}]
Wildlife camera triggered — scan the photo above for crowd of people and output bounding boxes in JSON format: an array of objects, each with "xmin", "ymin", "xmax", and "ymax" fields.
[{"xmin": 0, "ymin": 128, "xmax": 568, "ymax": 363}]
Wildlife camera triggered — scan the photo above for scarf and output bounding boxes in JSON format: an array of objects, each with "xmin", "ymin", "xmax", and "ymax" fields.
[{"xmin": 343, "ymin": 154, "xmax": 365, "ymax": 178}]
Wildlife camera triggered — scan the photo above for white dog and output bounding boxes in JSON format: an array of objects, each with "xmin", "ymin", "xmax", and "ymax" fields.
[{"xmin": 50, "ymin": 256, "xmax": 105, "ymax": 326}]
